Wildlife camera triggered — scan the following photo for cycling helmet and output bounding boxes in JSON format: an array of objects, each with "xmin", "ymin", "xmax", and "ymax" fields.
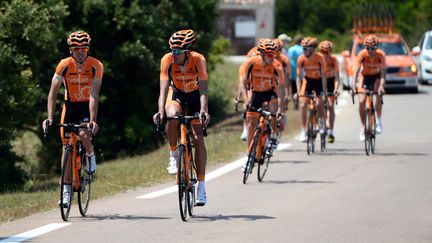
[
  {"xmin": 363, "ymin": 35, "xmax": 379, "ymax": 47},
  {"xmin": 319, "ymin": 40, "xmax": 333, "ymax": 53},
  {"xmin": 67, "ymin": 31, "xmax": 91, "ymax": 47},
  {"xmin": 257, "ymin": 38, "xmax": 277, "ymax": 54},
  {"xmin": 300, "ymin": 37, "xmax": 318, "ymax": 48},
  {"xmin": 169, "ymin": 29, "xmax": 195, "ymax": 50}
]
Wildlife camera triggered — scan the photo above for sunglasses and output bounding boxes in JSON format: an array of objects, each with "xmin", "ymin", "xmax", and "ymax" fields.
[
  {"xmin": 70, "ymin": 47, "xmax": 89, "ymax": 53},
  {"xmin": 366, "ymin": 47, "xmax": 377, "ymax": 51},
  {"xmin": 171, "ymin": 49, "xmax": 186, "ymax": 56}
]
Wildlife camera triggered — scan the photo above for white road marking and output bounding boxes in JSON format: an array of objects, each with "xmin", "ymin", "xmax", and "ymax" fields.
[
  {"xmin": 136, "ymin": 143, "xmax": 292, "ymax": 199},
  {"xmin": 0, "ymin": 223, "xmax": 71, "ymax": 243}
]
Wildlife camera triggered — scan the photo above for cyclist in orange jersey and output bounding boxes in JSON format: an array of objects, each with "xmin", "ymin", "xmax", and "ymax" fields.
[
  {"xmin": 41, "ymin": 30, "xmax": 103, "ymax": 205},
  {"xmin": 236, "ymin": 47, "xmax": 260, "ymax": 141},
  {"xmin": 352, "ymin": 35, "xmax": 385, "ymax": 141},
  {"xmin": 152, "ymin": 29, "xmax": 210, "ymax": 206},
  {"xmin": 295, "ymin": 37, "xmax": 327, "ymax": 142},
  {"xmin": 319, "ymin": 40, "xmax": 340, "ymax": 143},
  {"xmin": 239, "ymin": 38, "xmax": 284, "ymax": 158}
]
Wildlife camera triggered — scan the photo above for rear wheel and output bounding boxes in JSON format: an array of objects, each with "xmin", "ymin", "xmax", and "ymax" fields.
[
  {"xmin": 177, "ymin": 146, "xmax": 188, "ymax": 221},
  {"xmin": 60, "ymin": 147, "xmax": 73, "ymax": 221},
  {"xmin": 306, "ymin": 110, "xmax": 314, "ymax": 155},
  {"xmin": 320, "ymin": 132, "xmax": 326, "ymax": 151},
  {"xmin": 78, "ymin": 151, "xmax": 91, "ymax": 216}
]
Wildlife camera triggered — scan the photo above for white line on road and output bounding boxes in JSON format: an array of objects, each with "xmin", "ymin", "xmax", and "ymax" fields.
[
  {"xmin": 0, "ymin": 223, "xmax": 71, "ymax": 243},
  {"xmin": 136, "ymin": 143, "xmax": 292, "ymax": 199}
]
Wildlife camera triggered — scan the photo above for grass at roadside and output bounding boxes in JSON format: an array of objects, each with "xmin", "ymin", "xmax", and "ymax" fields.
[{"xmin": 1, "ymin": 60, "xmax": 301, "ymax": 224}]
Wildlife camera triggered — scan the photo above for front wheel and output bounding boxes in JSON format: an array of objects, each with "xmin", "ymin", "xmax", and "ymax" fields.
[
  {"xmin": 257, "ymin": 139, "xmax": 271, "ymax": 182},
  {"xmin": 243, "ymin": 130, "xmax": 260, "ymax": 184},
  {"xmin": 364, "ymin": 109, "xmax": 371, "ymax": 156},
  {"xmin": 177, "ymin": 146, "xmax": 188, "ymax": 221},
  {"xmin": 60, "ymin": 147, "xmax": 73, "ymax": 221}
]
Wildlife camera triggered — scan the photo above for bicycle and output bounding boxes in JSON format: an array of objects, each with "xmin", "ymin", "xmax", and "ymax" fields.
[
  {"xmin": 156, "ymin": 112, "xmax": 207, "ymax": 221},
  {"xmin": 242, "ymin": 107, "xmax": 275, "ymax": 184},
  {"xmin": 302, "ymin": 93, "xmax": 323, "ymax": 155},
  {"xmin": 352, "ymin": 89, "xmax": 383, "ymax": 155},
  {"xmin": 45, "ymin": 122, "xmax": 94, "ymax": 221}
]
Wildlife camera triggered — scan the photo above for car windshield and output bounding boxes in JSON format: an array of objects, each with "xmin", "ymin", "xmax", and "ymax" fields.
[
  {"xmin": 356, "ymin": 42, "xmax": 409, "ymax": 56},
  {"xmin": 426, "ymin": 36, "xmax": 432, "ymax": 50}
]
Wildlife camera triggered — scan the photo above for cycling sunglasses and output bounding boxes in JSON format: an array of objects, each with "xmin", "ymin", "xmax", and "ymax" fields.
[
  {"xmin": 302, "ymin": 47, "xmax": 314, "ymax": 51},
  {"xmin": 171, "ymin": 49, "xmax": 186, "ymax": 56},
  {"xmin": 366, "ymin": 46, "xmax": 377, "ymax": 51},
  {"xmin": 70, "ymin": 47, "xmax": 89, "ymax": 53}
]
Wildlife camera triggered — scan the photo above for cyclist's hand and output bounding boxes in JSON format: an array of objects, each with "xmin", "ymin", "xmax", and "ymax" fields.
[
  {"xmin": 153, "ymin": 112, "xmax": 164, "ymax": 125},
  {"xmin": 243, "ymin": 102, "xmax": 249, "ymax": 110},
  {"xmin": 200, "ymin": 112, "xmax": 210, "ymax": 126},
  {"xmin": 42, "ymin": 118, "xmax": 53, "ymax": 134},
  {"xmin": 276, "ymin": 110, "xmax": 283, "ymax": 121},
  {"xmin": 334, "ymin": 89, "xmax": 340, "ymax": 97},
  {"xmin": 88, "ymin": 121, "xmax": 99, "ymax": 135}
]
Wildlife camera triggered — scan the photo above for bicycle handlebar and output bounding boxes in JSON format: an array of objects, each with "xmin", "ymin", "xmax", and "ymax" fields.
[
  {"xmin": 351, "ymin": 89, "xmax": 384, "ymax": 105},
  {"xmin": 156, "ymin": 113, "xmax": 208, "ymax": 137},
  {"xmin": 43, "ymin": 122, "xmax": 92, "ymax": 139}
]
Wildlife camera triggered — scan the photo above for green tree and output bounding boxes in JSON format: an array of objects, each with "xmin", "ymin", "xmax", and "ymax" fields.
[{"xmin": 0, "ymin": 0, "xmax": 67, "ymax": 191}]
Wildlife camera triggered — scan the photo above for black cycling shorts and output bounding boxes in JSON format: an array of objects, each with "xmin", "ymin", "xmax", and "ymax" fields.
[{"xmin": 249, "ymin": 90, "xmax": 277, "ymax": 110}]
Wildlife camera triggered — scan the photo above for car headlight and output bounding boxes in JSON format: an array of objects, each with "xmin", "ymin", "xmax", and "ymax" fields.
[
  {"xmin": 402, "ymin": 65, "xmax": 417, "ymax": 73},
  {"xmin": 423, "ymin": 55, "xmax": 432, "ymax": 62}
]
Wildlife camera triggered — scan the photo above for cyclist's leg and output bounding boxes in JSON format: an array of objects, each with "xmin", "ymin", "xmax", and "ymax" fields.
[
  {"xmin": 246, "ymin": 91, "xmax": 263, "ymax": 148},
  {"xmin": 373, "ymin": 77, "xmax": 383, "ymax": 118},
  {"xmin": 165, "ymin": 88, "xmax": 182, "ymax": 151},
  {"xmin": 357, "ymin": 77, "xmax": 369, "ymax": 129},
  {"xmin": 327, "ymin": 77, "xmax": 336, "ymax": 132}
]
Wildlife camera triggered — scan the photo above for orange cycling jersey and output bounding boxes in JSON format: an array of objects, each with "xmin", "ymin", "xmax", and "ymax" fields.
[
  {"xmin": 240, "ymin": 55, "xmax": 284, "ymax": 92},
  {"xmin": 355, "ymin": 49, "xmax": 386, "ymax": 76},
  {"xmin": 55, "ymin": 57, "xmax": 103, "ymax": 102},
  {"xmin": 297, "ymin": 52, "xmax": 326, "ymax": 79},
  {"xmin": 323, "ymin": 54, "xmax": 339, "ymax": 78},
  {"xmin": 160, "ymin": 51, "xmax": 208, "ymax": 93},
  {"xmin": 276, "ymin": 52, "xmax": 291, "ymax": 78}
]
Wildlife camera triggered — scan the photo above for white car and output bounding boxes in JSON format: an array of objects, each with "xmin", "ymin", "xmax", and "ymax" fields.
[{"xmin": 413, "ymin": 30, "xmax": 432, "ymax": 84}]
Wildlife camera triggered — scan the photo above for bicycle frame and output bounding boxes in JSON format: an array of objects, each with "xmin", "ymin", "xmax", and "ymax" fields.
[{"xmin": 302, "ymin": 93, "xmax": 320, "ymax": 154}]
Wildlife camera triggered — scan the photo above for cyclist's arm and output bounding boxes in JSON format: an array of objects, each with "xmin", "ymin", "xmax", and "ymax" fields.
[
  {"xmin": 199, "ymin": 80, "xmax": 209, "ymax": 114},
  {"xmin": 158, "ymin": 79, "xmax": 170, "ymax": 114},
  {"xmin": 379, "ymin": 53, "xmax": 386, "ymax": 90},
  {"xmin": 320, "ymin": 57, "xmax": 327, "ymax": 94},
  {"xmin": 334, "ymin": 57, "xmax": 340, "ymax": 94},
  {"xmin": 89, "ymin": 77, "xmax": 102, "ymax": 123},
  {"xmin": 296, "ymin": 57, "xmax": 304, "ymax": 96},
  {"xmin": 239, "ymin": 60, "xmax": 251, "ymax": 104},
  {"xmin": 47, "ymin": 73, "xmax": 63, "ymax": 120},
  {"xmin": 353, "ymin": 51, "xmax": 365, "ymax": 89}
]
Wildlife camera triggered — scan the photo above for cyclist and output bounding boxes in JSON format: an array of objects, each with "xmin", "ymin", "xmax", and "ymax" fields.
[
  {"xmin": 235, "ymin": 47, "xmax": 260, "ymax": 141},
  {"xmin": 152, "ymin": 29, "xmax": 210, "ymax": 206},
  {"xmin": 239, "ymin": 38, "xmax": 284, "ymax": 162},
  {"xmin": 352, "ymin": 35, "xmax": 385, "ymax": 141},
  {"xmin": 287, "ymin": 34, "xmax": 304, "ymax": 110},
  {"xmin": 319, "ymin": 40, "xmax": 340, "ymax": 143},
  {"xmin": 42, "ymin": 30, "xmax": 103, "ymax": 206},
  {"xmin": 295, "ymin": 37, "xmax": 327, "ymax": 142}
]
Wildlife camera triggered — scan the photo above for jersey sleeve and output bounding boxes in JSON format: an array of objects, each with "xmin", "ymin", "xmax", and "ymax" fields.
[
  {"xmin": 55, "ymin": 58, "xmax": 69, "ymax": 77},
  {"xmin": 93, "ymin": 59, "xmax": 104, "ymax": 80},
  {"xmin": 160, "ymin": 53, "xmax": 171, "ymax": 81},
  {"xmin": 195, "ymin": 54, "xmax": 208, "ymax": 81},
  {"xmin": 274, "ymin": 60, "xmax": 285, "ymax": 85},
  {"xmin": 319, "ymin": 54, "xmax": 327, "ymax": 77},
  {"xmin": 355, "ymin": 50, "xmax": 366, "ymax": 69},
  {"xmin": 296, "ymin": 55, "xmax": 305, "ymax": 79},
  {"xmin": 378, "ymin": 50, "xmax": 386, "ymax": 69}
]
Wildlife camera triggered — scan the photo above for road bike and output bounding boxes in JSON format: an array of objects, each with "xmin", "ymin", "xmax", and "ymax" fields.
[
  {"xmin": 302, "ymin": 93, "xmax": 323, "ymax": 155},
  {"xmin": 243, "ymin": 107, "xmax": 275, "ymax": 184},
  {"xmin": 352, "ymin": 89, "xmax": 383, "ymax": 155},
  {"xmin": 156, "ymin": 112, "xmax": 207, "ymax": 221},
  {"xmin": 45, "ymin": 122, "xmax": 94, "ymax": 221}
]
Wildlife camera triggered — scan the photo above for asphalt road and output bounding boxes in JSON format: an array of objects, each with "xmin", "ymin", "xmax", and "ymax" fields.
[{"xmin": 2, "ymin": 86, "xmax": 432, "ymax": 243}]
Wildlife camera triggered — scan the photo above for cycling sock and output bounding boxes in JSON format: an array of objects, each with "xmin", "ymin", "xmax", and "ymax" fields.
[{"xmin": 169, "ymin": 150, "xmax": 178, "ymax": 156}]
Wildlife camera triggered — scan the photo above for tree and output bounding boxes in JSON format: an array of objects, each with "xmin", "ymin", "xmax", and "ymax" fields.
[{"xmin": 0, "ymin": 0, "xmax": 67, "ymax": 191}]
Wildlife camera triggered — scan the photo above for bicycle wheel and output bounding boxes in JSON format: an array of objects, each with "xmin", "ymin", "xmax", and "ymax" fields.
[
  {"xmin": 306, "ymin": 110, "xmax": 313, "ymax": 155},
  {"xmin": 364, "ymin": 109, "xmax": 371, "ymax": 156},
  {"xmin": 187, "ymin": 154, "xmax": 196, "ymax": 217},
  {"xmin": 370, "ymin": 111, "xmax": 376, "ymax": 154},
  {"xmin": 60, "ymin": 147, "xmax": 73, "ymax": 221},
  {"xmin": 243, "ymin": 130, "xmax": 260, "ymax": 184},
  {"xmin": 257, "ymin": 136, "xmax": 271, "ymax": 182},
  {"xmin": 78, "ymin": 151, "xmax": 91, "ymax": 216},
  {"xmin": 177, "ymin": 145, "xmax": 188, "ymax": 221}
]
